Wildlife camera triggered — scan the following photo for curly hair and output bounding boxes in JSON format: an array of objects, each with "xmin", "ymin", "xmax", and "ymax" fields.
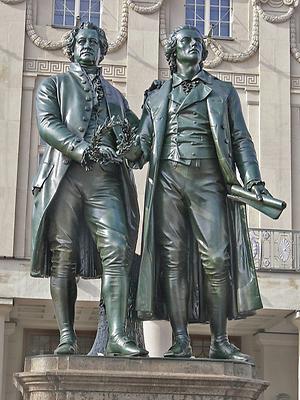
[
  {"xmin": 165, "ymin": 25, "xmax": 208, "ymax": 74},
  {"xmin": 63, "ymin": 22, "xmax": 108, "ymax": 63}
]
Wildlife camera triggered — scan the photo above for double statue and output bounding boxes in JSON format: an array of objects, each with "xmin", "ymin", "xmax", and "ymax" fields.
[{"xmin": 31, "ymin": 22, "xmax": 277, "ymax": 362}]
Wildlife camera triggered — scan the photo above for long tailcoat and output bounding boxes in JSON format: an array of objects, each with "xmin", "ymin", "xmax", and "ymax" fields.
[
  {"xmin": 136, "ymin": 70, "xmax": 263, "ymax": 323},
  {"xmin": 31, "ymin": 63, "xmax": 139, "ymax": 278}
]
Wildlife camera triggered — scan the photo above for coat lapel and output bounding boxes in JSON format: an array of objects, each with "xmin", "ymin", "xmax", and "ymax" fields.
[
  {"xmin": 176, "ymin": 83, "xmax": 212, "ymax": 113},
  {"xmin": 149, "ymin": 79, "xmax": 172, "ymax": 161},
  {"xmin": 207, "ymin": 94, "xmax": 224, "ymax": 143},
  {"xmin": 207, "ymin": 92, "xmax": 239, "ymax": 185}
]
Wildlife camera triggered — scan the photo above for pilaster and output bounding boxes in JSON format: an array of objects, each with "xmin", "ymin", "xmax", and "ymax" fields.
[
  {"xmin": 0, "ymin": 2, "xmax": 26, "ymax": 256},
  {"xmin": 143, "ymin": 321, "xmax": 172, "ymax": 357},
  {"xmin": 258, "ymin": 12, "xmax": 292, "ymax": 229},
  {"xmin": 292, "ymin": 311, "xmax": 300, "ymax": 400},
  {"xmin": 125, "ymin": 0, "xmax": 161, "ymax": 250},
  {"xmin": 14, "ymin": 74, "xmax": 37, "ymax": 258},
  {"xmin": 0, "ymin": 298, "xmax": 13, "ymax": 400},
  {"xmin": 255, "ymin": 331, "xmax": 298, "ymax": 400}
]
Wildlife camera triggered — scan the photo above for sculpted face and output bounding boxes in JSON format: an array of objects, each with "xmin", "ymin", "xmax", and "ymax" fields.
[
  {"xmin": 73, "ymin": 28, "xmax": 101, "ymax": 66},
  {"xmin": 175, "ymin": 28, "xmax": 203, "ymax": 68}
]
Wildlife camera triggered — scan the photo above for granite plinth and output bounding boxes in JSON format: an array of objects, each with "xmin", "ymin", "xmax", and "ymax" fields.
[{"xmin": 14, "ymin": 355, "xmax": 268, "ymax": 400}]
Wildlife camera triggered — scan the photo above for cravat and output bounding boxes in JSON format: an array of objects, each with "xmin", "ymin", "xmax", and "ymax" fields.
[{"xmin": 181, "ymin": 78, "xmax": 201, "ymax": 94}]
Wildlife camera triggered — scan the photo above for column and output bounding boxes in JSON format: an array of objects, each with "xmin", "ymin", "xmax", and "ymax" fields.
[
  {"xmin": 292, "ymin": 311, "xmax": 300, "ymax": 400},
  {"xmin": 0, "ymin": 298, "xmax": 13, "ymax": 400}
]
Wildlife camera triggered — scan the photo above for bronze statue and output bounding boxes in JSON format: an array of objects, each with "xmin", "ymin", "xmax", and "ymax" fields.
[
  {"xmin": 31, "ymin": 22, "xmax": 147, "ymax": 357},
  {"xmin": 135, "ymin": 25, "xmax": 276, "ymax": 362}
]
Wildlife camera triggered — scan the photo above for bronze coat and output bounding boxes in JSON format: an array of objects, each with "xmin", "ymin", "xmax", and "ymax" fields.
[
  {"xmin": 136, "ymin": 70, "xmax": 263, "ymax": 322},
  {"xmin": 31, "ymin": 63, "xmax": 139, "ymax": 278}
]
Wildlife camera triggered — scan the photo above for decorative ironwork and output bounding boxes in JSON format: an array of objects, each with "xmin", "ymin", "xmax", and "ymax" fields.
[{"xmin": 250, "ymin": 228, "xmax": 300, "ymax": 272}]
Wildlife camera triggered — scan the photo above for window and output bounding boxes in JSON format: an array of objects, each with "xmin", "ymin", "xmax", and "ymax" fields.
[
  {"xmin": 185, "ymin": 0, "xmax": 231, "ymax": 38},
  {"xmin": 53, "ymin": 0, "xmax": 102, "ymax": 28},
  {"xmin": 24, "ymin": 329, "xmax": 96, "ymax": 356}
]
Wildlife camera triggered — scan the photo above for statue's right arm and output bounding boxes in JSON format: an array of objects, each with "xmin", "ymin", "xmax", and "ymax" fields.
[{"xmin": 36, "ymin": 77, "xmax": 89, "ymax": 163}]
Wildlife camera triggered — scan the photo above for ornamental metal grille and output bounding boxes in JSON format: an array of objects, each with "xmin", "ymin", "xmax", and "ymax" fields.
[
  {"xmin": 53, "ymin": 0, "xmax": 102, "ymax": 28},
  {"xmin": 185, "ymin": 0, "xmax": 231, "ymax": 38},
  {"xmin": 249, "ymin": 228, "xmax": 300, "ymax": 272}
]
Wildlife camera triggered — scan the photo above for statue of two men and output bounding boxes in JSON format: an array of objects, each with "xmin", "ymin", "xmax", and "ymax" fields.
[{"xmin": 31, "ymin": 22, "xmax": 272, "ymax": 362}]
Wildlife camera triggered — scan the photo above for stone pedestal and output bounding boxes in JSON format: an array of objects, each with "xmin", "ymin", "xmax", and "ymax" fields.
[{"xmin": 14, "ymin": 355, "xmax": 268, "ymax": 400}]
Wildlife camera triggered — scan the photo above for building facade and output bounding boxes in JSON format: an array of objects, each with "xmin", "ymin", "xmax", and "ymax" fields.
[{"xmin": 0, "ymin": 0, "xmax": 299, "ymax": 399}]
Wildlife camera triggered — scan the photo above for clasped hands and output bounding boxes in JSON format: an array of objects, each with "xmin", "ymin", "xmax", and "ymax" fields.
[
  {"xmin": 94, "ymin": 145, "xmax": 122, "ymax": 164},
  {"xmin": 81, "ymin": 116, "xmax": 138, "ymax": 171},
  {"xmin": 81, "ymin": 142, "xmax": 122, "ymax": 171}
]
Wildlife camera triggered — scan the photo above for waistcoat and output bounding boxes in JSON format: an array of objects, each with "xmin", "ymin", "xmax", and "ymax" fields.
[{"xmin": 161, "ymin": 81, "xmax": 217, "ymax": 164}]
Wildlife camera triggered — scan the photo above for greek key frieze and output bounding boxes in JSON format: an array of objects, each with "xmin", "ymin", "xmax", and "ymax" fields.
[
  {"xmin": 291, "ymin": 76, "xmax": 300, "ymax": 90},
  {"xmin": 23, "ymin": 60, "xmax": 127, "ymax": 81},
  {"xmin": 158, "ymin": 69, "xmax": 259, "ymax": 89},
  {"xmin": 23, "ymin": 59, "xmax": 69, "ymax": 75}
]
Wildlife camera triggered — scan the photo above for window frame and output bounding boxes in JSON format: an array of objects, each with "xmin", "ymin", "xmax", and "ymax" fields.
[
  {"xmin": 23, "ymin": 328, "xmax": 97, "ymax": 357},
  {"xmin": 185, "ymin": 0, "xmax": 232, "ymax": 40},
  {"xmin": 52, "ymin": 0, "xmax": 103, "ymax": 29}
]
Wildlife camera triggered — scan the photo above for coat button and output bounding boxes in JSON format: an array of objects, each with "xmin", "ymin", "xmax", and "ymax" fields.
[
  {"xmin": 224, "ymin": 138, "xmax": 229, "ymax": 144},
  {"xmin": 81, "ymin": 80, "xmax": 87, "ymax": 84},
  {"xmin": 193, "ymin": 121, "xmax": 197, "ymax": 124},
  {"xmin": 193, "ymin": 112, "xmax": 197, "ymax": 115},
  {"xmin": 84, "ymin": 88, "xmax": 91, "ymax": 92},
  {"xmin": 228, "ymin": 153, "xmax": 232, "ymax": 158},
  {"xmin": 78, "ymin": 127, "xmax": 84, "ymax": 132},
  {"xmin": 192, "ymin": 152, "xmax": 196, "ymax": 156},
  {"xmin": 85, "ymin": 106, "xmax": 91, "ymax": 111},
  {"xmin": 83, "ymin": 116, "xmax": 88, "ymax": 121},
  {"xmin": 85, "ymin": 96, "xmax": 91, "ymax": 101},
  {"xmin": 221, "ymin": 124, "xmax": 225, "ymax": 129}
]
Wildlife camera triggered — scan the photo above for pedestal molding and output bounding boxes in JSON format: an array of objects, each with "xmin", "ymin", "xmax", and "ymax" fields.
[{"xmin": 14, "ymin": 356, "xmax": 269, "ymax": 399}]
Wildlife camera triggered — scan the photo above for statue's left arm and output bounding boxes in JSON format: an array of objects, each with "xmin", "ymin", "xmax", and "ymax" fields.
[{"xmin": 228, "ymin": 85, "xmax": 270, "ymax": 200}]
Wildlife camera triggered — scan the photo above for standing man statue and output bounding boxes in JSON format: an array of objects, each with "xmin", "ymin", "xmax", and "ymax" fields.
[
  {"xmin": 136, "ymin": 25, "xmax": 272, "ymax": 362},
  {"xmin": 31, "ymin": 22, "xmax": 147, "ymax": 357}
]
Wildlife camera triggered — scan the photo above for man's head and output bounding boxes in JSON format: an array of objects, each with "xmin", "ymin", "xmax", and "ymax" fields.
[
  {"xmin": 165, "ymin": 25, "xmax": 208, "ymax": 74},
  {"xmin": 64, "ymin": 22, "xmax": 108, "ymax": 66}
]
